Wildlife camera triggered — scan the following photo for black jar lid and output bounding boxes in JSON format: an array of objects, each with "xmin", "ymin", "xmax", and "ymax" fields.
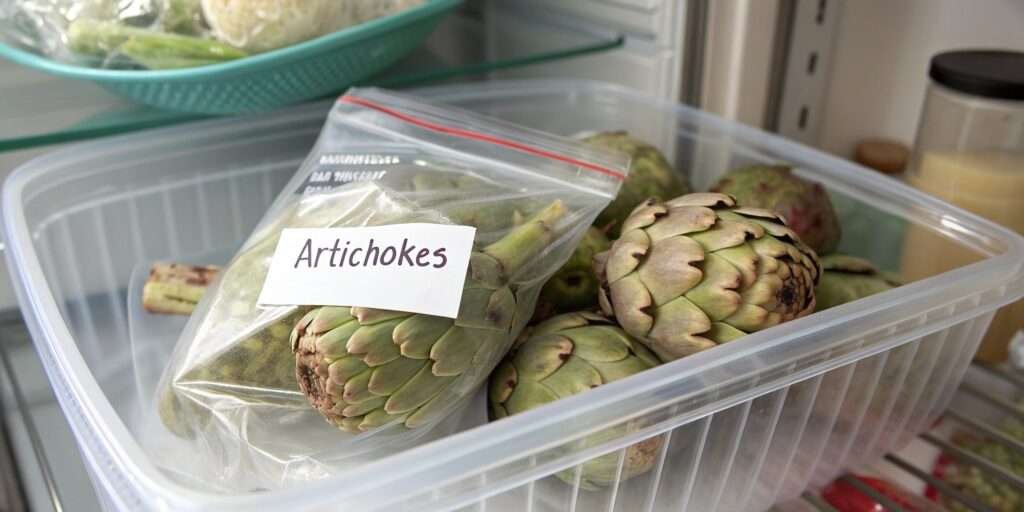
[{"xmin": 929, "ymin": 49, "xmax": 1024, "ymax": 101}]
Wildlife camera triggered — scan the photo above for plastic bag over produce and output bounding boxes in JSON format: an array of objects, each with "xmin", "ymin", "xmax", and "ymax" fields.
[
  {"xmin": 0, "ymin": 0, "xmax": 423, "ymax": 69},
  {"xmin": 139, "ymin": 87, "xmax": 629, "ymax": 492}
]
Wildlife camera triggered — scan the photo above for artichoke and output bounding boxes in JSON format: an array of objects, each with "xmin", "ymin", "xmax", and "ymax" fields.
[
  {"xmin": 534, "ymin": 227, "xmax": 610, "ymax": 321},
  {"xmin": 158, "ymin": 309, "xmax": 305, "ymax": 438},
  {"xmin": 169, "ymin": 226, "xmax": 307, "ymax": 392},
  {"xmin": 595, "ymin": 192, "xmax": 820, "ymax": 362},
  {"xmin": 582, "ymin": 131, "xmax": 690, "ymax": 235},
  {"xmin": 710, "ymin": 164, "xmax": 841, "ymax": 255},
  {"xmin": 292, "ymin": 201, "xmax": 566, "ymax": 433},
  {"xmin": 157, "ymin": 183, "xmax": 435, "ymax": 437},
  {"xmin": 815, "ymin": 254, "xmax": 901, "ymax": 310},
  {"xmin": 489, "ymin": 311, "xmax": 662, "ymax": 489}
]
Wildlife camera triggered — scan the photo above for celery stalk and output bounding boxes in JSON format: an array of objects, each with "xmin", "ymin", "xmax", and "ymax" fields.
[{"xmin": 67, "ymin": 19, "xmax": 246, "ymax": 69}]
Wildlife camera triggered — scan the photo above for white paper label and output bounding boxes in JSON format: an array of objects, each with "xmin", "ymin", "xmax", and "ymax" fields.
[{"xmin": 258, "ymin": 224, "xmax": 477, "ymax": 318}]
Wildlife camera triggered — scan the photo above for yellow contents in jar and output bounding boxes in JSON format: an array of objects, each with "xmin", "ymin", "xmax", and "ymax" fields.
[{"xmin": 902, "ymin": 150, "xmax": 1024, "ymax": 363}]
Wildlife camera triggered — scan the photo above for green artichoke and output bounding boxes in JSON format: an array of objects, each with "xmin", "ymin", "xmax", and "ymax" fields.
[
  {"xmin": 168, "ymin": 225, "xmax": 309, "ymax": 392},
  {"xmin": 489, "ymin": 311, "xmax": 662, "ymax": 489},
  {"xmin": 595, "ymin": 192, "xmax": 820, "ymax": 362},
  {"xmin": 815, "ymin": 254, "xmax": 901, "ymax": 310},
  {"xmin": 292, "ymin": 201, "xmax": 566, "ymax": 433},
  {"xmin": 583, "ymin": 132, "xmax": 690, "ymax": 235},
  {"xmin": 710, "ymin": 164, "xmax": 841, "ymax": 255},
  {"xmin": 158, "ymin": 184, "xmax": 436, "ymax": 437},
  {"xmin": 157, "ymin": 225, "xmax": 308, "ymax": 437},
  {"xmin": 534, "ymin": 227, "xmax": 610, "ymax": 321},
  {"xmin": 158, "ymin": 309, "xmax": 306, "ymax": 438}
]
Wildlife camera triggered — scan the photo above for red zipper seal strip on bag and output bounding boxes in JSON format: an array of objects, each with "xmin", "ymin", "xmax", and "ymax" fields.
[{"xmin": 339, "ymin": 95, "xmax": 627, "ymax": 181}]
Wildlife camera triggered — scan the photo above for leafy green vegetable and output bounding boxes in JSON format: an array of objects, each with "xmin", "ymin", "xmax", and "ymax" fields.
[
  {"xmin": 160, "ymin": 0, "xmax": 205, "ymax": 35},
  {"xmin": 67, "ymin": 19, "xmax": 245, "ymax": 69}
]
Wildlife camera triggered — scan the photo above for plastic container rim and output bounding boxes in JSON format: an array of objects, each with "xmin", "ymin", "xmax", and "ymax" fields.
[{"xmin": 3, "ymin": 79, "xmax": 1024, "ymax": 510}]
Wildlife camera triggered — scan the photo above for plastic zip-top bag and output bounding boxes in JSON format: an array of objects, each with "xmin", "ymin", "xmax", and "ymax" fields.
[{"xmin": 140, "ymin": 87, "xmax": 629, "ymax": 491}]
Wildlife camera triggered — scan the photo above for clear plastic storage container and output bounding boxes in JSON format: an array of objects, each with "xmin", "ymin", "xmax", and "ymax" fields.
[
  {"xmin": 4, "ymin": 80, "xmax": 1023, "ymax": 512},
  {"xmin": 903, "ymin": 49, "xmax": 1024, "ymax": 364}
]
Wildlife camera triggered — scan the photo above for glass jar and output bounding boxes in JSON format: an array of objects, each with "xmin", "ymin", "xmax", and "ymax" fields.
[{"xmin": 902, "ymin": 49, "xmax": 1024, "ymax": 363}]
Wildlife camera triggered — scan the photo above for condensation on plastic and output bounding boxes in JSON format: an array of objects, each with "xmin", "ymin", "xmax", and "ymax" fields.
[
  {"xmin": 0, "ymin": 0, "xmax": 424, "ymax": 69},
  {"xmin": 2, "ymin": 81, "xmax": 1023, "ymax": 512},
  {"xmin": 140, "ymin": 87, "xmax": 627, "ymax": 492}
]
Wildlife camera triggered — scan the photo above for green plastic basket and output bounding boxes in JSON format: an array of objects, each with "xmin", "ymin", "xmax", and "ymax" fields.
[{"xmin": 0, "ymin": 0, "xmax": 461, "ymax": 114}]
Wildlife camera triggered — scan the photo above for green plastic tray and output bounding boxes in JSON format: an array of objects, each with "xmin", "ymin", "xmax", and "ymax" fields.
[{"xmin": 0, "ymin": 0, "xmax": 461, "ymax": 114}]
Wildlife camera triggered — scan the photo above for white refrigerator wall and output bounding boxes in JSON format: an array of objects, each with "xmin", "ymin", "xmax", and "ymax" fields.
[
  {"xmin": 486, "ymin": 0, "xmax": 688, "ymax": 100},
  {"xmin": 700, "ymin": 0, "xmax": 782, "ymax": 129},
  {"xmin": 818, "ymin": 0, "xmax": 1024, "ymax": 157}
]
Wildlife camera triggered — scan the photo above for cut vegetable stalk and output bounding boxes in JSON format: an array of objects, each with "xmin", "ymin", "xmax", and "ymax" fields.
[
  {"xmin": 482, "ymin": 200, "xmax": 565, "ymax": 275},
  {"xmin": 143, "ymin": 263, "xmax": 220, "ymax": 315},
  {"xmin": 67, "ymin": 19, "xmax": 246, "ymax": 69}
]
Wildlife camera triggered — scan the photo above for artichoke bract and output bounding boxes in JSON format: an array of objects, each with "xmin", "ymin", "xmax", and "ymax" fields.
[
  {"xmin": 596, "ymin": 192, "xmax": 820, "ymax": 362},
  {"xmin": 489, "ymin": 311, "xmax": 662, "ymax": 489},
  {"xmin": 583, "ymin": 132, "xmax": 690, "ymax": 235},
  {"xmin": 293, "ymin": 201, "xmax": 566, "ymax": 433},
  {"xmin": 534, "ymin": 227, "xmax": 610, "ymax": 321},
  {"xmin": 816, "ymin": 254, "xmax": 901, "ymax": 310},
  {"xmin": 710, "ymin": 164, "xmax": 841, "ymax": 255}
]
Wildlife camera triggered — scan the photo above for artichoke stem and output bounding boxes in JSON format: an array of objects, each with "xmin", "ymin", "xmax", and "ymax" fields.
[
  {"xmin": 483, "ymin": 200, "xmax": 565, "ymax": 274},
  {"xmin": 142, "ymin": 262, "xmax": 220, "ymax": 315}
]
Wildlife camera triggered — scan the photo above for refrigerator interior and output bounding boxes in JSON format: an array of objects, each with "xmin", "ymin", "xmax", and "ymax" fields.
[{"xmin": 1, "ymin": 1, "xmax": 1023, "ymax": 512}]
